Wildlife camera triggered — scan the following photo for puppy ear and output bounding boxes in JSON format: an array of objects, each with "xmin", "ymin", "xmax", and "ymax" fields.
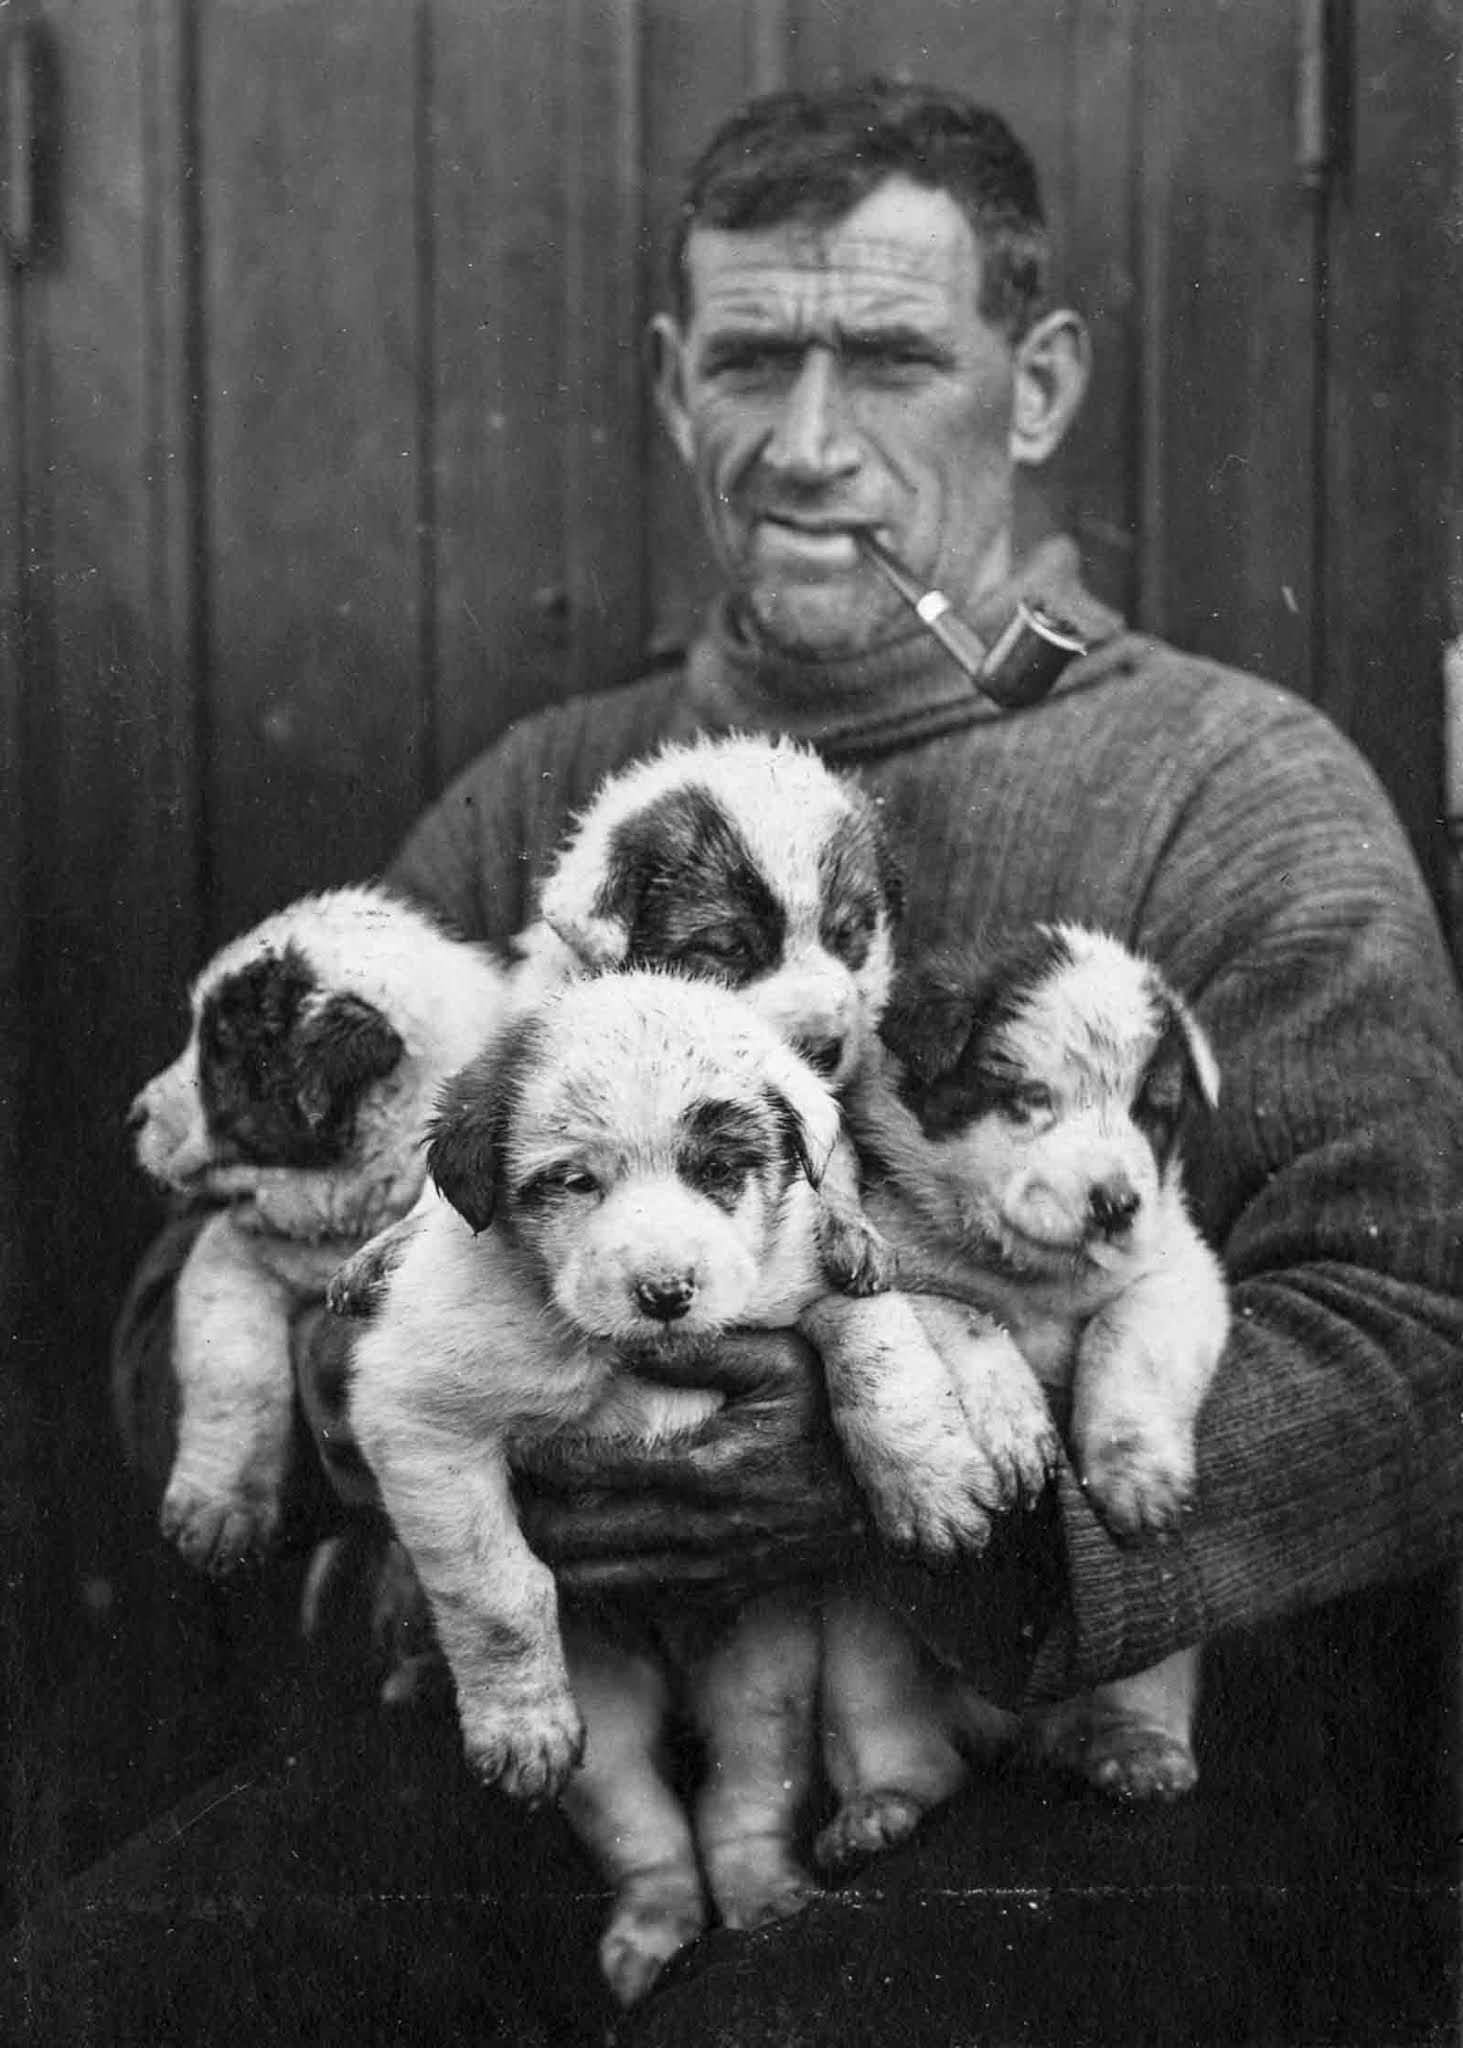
[
  {"xmin": 878, "ymin": 966, "xmax": 979, "ymax": 1089},
  {"xmin": 538, "ymin": 818, "xmax": 638, "ymax": 970},
  {"xmin": 760, "ymin": 1041, "xmax": 842, "ymax": 1189},
  {"xmin": 1167, "ymin": 991, "xmax": 1221, "ymax": 1112},
  {"xmin": 294, "ymin": 995, "xmax": 405, "ymax": 1132},
  {"xmin": 425, "ymin": 1016, "xmax": 538, "ymax": 1234}
]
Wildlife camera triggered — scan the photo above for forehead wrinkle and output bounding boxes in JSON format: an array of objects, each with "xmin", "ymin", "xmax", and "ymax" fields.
[{"xmin": 692, "ymin": 251, "xmax": 966, "ymax": 334}]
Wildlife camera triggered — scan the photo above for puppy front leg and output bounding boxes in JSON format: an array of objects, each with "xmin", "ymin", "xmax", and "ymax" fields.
[
  {"xmin": 360, "ymin": 1415, "xmax": 584, "ymax": 1803},
  {"xmin": 689, "ymin": 1589, "xmax": 821, "ymax": 1932},
  {"xmin": 1072, "ymin": 1237, "xmax": 1229, "ymax": 1540},
  {"xmin": 559, "ymin": 1615, "xmax": 708, "ymax": 2010},
  {"xmin": 164, "ymin": 1211, "xmax": 296, "ymax": 1572},
  {"xmin": 801, "ymin": 1293, "xmax": 1047, "ymax": 1558},
  {"xmin": 814, "ymin": 1133, "xmax": 896, "ymax": 1297}
]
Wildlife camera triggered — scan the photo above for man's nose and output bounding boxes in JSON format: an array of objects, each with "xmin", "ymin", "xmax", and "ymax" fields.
[{"xmin": 763, "ymin": 347, "xmax": 860, "ymax": 482}]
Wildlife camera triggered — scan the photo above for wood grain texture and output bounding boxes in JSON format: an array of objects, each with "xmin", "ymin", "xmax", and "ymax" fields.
[
  {"xmin": 1135, "ymin": 0, "xmax": 1317, "ymax": 693},
  {"xmin": 1321, "ymin": 0, "xmax": 1460, "ymax": 887},
  {"xmin": 200, "ymin": 0, "xmax": 424, "ymax": 933},
  {"xmin": 5, "ymin": 0, "xmax": 203, "ymax": 1908}
]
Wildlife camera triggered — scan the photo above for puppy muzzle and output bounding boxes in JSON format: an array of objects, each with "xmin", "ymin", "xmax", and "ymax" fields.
[
  {"xmin": 550, "ymin": 1183, "xmax": 762, "ymax": 1341},
  {"xmin": 130, "ymin": 1063, "xmax": 217, "ymax": 1187},
  {"xmin": 756, "ymin": 966, "xmax": 871, "ymax": 1091},
  {"xmin": 1004, "ymin": 1136, "xmax": 1153, "ymax": 1257}
]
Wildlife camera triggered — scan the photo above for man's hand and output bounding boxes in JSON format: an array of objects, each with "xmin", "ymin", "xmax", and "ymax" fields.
[
  {"xmin": 515, "ymin": 1331, "xmax": 870, "ymax": 1597},
  {"xmin": 293, "ymin": 1310, "xmax": 868, "ymax": 1594}
]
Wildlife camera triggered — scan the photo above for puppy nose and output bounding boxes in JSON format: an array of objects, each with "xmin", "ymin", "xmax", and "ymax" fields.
[
  {"xmin": 1089, "ymin": 1181, "xmax": 1140, "ymax": 1238},
  {"xmin": 793, "ymin": 1032, "xmax": 844, "ymax": 1078},
  {"xmin": 634, "ymin": 1274, "xmax": 696, "ymax": 1322}
]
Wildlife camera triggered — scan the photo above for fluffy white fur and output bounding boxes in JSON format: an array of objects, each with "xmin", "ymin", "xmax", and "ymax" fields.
[
  {"xmin": 347, "ymin": 972, "xmax": 846, "ymax": 1796},
  {"xmin": 131, "ymin": 886, "xmax": 513, "ymax": 1570},
  {"xmin": 534, "ymin": 731, "xmax": 898, "ymax": 1092},
  {"xmin": 334, "ymin": 738, "xmax": 1061, "ymax": 2003}
]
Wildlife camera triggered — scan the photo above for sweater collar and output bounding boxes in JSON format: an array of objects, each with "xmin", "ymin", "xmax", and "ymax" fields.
[{"xmin": 681, "ymin": 535, "xmax": 1124, "ymax": 750}]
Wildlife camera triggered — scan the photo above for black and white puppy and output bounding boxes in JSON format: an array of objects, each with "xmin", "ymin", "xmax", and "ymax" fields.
[
  {"xmin": 846, "ymin": 922, "xmax": 1229, "ymax": 1801},
  {"xmin": 340, "ymin": 732, "xmax": 1046, "ymax": 1556},
  {"xmin": 530, "ymin": 733, "xmax": 1052, "ymax": 1551},
  {"xmin": 528, "ymin": 731, "xmax": 900, "ymax": 1090},
  {"xmin": 129, "ymin": 887, "xmax": 512, "ymax": 1571},
  {"xmin": 347, "ymin": 970, "xmax": 872, "ymax": 1999}
]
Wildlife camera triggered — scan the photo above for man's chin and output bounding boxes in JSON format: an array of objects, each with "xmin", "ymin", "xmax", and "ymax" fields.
[{"xmin": 741, "ymin": 586, "xmax": 895, "ymax": 663}]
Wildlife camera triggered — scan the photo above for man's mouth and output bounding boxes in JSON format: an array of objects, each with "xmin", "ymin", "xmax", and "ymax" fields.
[{"xmin": 756, "ymin": 514, "xmax": 880, "ymax": 566}]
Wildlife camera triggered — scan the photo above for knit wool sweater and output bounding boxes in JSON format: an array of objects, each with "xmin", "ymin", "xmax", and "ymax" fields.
[{"xmin": 387, "ymin": 539, "xmax": 1463, "ymax": 1698}]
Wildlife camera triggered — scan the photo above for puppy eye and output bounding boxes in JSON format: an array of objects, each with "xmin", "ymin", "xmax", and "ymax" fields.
[
  {"xmin": 694, "ymin": 1154, "xmax": 747, "ymax": 1193},
  {"xmin": 677, "ymin": 931, "xmax": 753, "ymax": 975},
  {"xmin": 1006, "ymin": 1084, "xmax": 1055, "ymax": 1124},
  {"xmin": 559, "ymin": 1169, "xmax": 600, "ymax": 1197},
  {"xmin": 825, "ymin": 914, "xmax": 874, "ymax": 967}
]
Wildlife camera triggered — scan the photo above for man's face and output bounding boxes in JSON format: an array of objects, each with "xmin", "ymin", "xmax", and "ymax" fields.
[{"xmin": 656, "ymin": 176, "xmax": 1021, "ymax": 660}]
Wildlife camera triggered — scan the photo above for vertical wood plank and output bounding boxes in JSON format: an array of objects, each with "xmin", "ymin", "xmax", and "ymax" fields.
[
  {"xmin": 200, "ymin": 0, "xmax": 424, "ymax": 935},
  {"xmin": 1059, "ymin": 2, "xmax": 1140, "ymax": 613},
  {"xmin": 561, "ymin": 0, "xmax": 648, "ymax": 697},
  {"xmin": 1322, "ymin": 0, "xmax": 1460, "ymax": 886},
  {"xmin": 1134, "ymin": 0, "xmax": 1317, "ymax": 691},
  {"xmin": 431, "ymin": 0, "xmax": 571, "ymax": 777},
  {"xmin": 640, "ymin": 0, "xmax": 770, "ymax": 654},
  {"xmin": 5, "ymin": 0, "xmax": 201, "ymax": 1902},
  {"xmin": 14, "ymin": 0, "xmax": 198, "ymax": 1325}
]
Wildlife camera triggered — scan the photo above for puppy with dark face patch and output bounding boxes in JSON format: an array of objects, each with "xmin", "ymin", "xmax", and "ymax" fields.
[
  {"xmin": 347, "ymin": 969, "xmax": 890, "ymax": 2000},
  {"xmin": 129, "ymin": 887, "xmax": 512, "ymax": 1571},
  {"xmin": 341, "ymin": 732, "xmax": 1044, "ymax": 1555},
  {"xmin": 529, "ymin": 732, "xmax": 900, "ymax": 1090},
  {"xmin": 845, "ymin": 922, "xmax": 1230, "ymax": 1802}
]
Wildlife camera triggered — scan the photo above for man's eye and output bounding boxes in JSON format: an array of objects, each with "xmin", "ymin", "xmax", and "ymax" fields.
[
  {"xmin": 842, "ymin": 339, "xmax": 942, "ymax": 378},
  {"xmin": 703, "ymin": 342, "xmax": 797, "ymax": 381}
]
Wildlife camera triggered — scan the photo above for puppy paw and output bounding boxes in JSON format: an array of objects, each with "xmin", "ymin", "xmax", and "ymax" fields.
[
  {"xmin": 326, "ymin": 1214, "xmax": 420, "ymax": 1318},
  {"xmin": 814, "ymin": 1790, "xmax": 927, "ymax": 1875},
  {"xmin": 600, "ymin": 1876, "xmax": 707, "ymax": 2009},
  {"xmin": 818, "ymin": 1208, "xmax": 896, "ymax": 1298},
  {"xmin": 915, "ymin": 1307, "xmax": 1060, "ymax": 1515},
  {"xmin": 1028, "ymin": 1702, "xmax": 1198, "ymax": 1803},
  {"xmin": 1079, "ymin": 1429, "xmax": 1196, "ymax": 1541},
  {"xmin": 711, "ymin": 1862, "xmax": 821, "ymax": 1933},
  {"xmin": 460, "ymin": 1695, "xmax": 586, "ymax": 1805},
  {"xmin": 160, "ymin": 1475, "xmax": 279, "ymax": 1574},
  {"xmin": 853, "ymin": 1452, "xmax": 997, "ymax": 1560}
]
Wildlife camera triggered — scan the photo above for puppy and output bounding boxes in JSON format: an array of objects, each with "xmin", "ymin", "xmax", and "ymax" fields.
[
  {"xmin": 129, "ymin": 886, "xmax": 512, "ymax": 1571},
  {"xmin": 843, "ymin": 922, "xmax": 1229, "ymax": 1803},
  {"xmin": 347, "ymin": 970, "xmax": 895, "ymax": 2000},
  {"xmin": 532, "ymin": 730, "xmax": 899, "ymax": 1090},
  {"xmin": 338, "ymin": 731, "xmax": 1048, "ymax": 1555}
]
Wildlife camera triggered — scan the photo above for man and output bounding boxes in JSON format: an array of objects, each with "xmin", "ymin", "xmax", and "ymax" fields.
[{"xmin": 104, "ymin": 79, "xmax": 1461, "ymax": 2043}]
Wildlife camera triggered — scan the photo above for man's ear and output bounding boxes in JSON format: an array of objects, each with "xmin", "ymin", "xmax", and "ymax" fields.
[
  {"xmin": 1009, "ymin": 308, "xmax": 1090, "ymax": 469},
  {"xmin": 649, "ymin": 314, "xmax": 695, "ymax": 467}
]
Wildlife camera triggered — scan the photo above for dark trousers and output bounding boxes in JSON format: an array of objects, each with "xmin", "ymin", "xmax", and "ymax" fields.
[{"xmin": 4, "ymin": 1577, "xmax": 1456, "ymax": 2048}]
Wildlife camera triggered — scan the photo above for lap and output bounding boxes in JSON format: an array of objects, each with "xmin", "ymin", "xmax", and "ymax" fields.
[{"xmin": 6, "ymin": 1586, "xmax": 1454, "ymax": 2048}]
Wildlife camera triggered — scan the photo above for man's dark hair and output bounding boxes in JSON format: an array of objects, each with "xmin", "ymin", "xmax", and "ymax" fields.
[{"xmin": 671, "ymin": 78, "xmax": 1050, "ymax": 340}]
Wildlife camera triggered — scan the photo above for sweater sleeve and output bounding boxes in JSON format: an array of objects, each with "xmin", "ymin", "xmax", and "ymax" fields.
[{"xmin": 1036, "ymin": 689, "xmax": 1463, "ymax": 1697}]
